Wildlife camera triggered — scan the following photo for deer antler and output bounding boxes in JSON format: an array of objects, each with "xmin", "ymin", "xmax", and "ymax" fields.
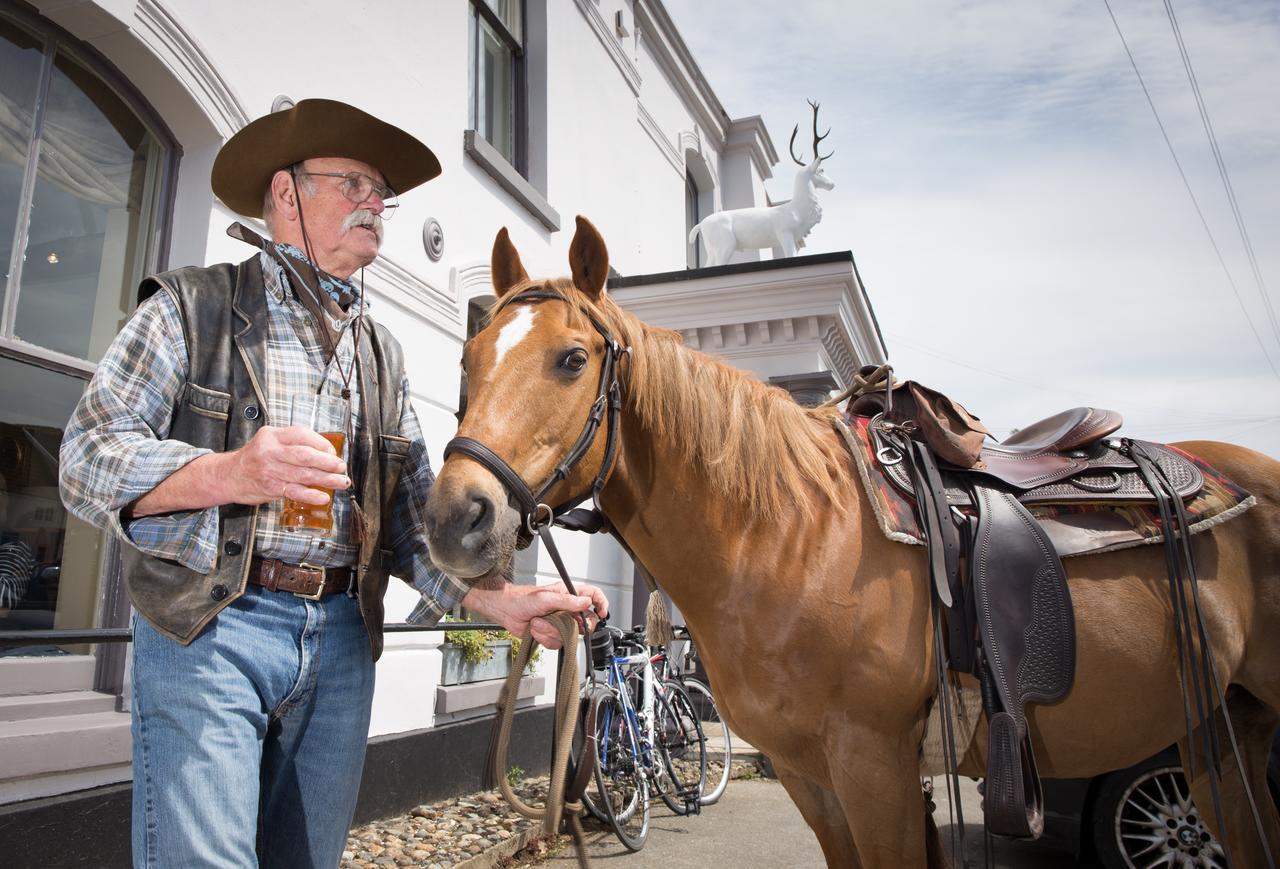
[
  {"xmin": 790, "ymin": 99, "xmax": 833, "ymax": 165},
  {"xmin": 789, "ymin": 124, "xmax": 806, "ymax": 166},
  {"xmin": 809, "ymin": 99, "xmax": 833, "ymax": 162}
]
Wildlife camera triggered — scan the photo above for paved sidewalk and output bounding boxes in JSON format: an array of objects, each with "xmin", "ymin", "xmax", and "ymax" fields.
[
  {"xmin": 520, "ymin": 776, "xmax": 1081, "ymax": 868},
  {"xmin": 538, "ymin": 778, "xmax": 825, "ymax": 867}
]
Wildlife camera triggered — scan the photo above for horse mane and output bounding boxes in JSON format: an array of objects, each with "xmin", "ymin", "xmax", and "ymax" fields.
[{"xmin": 489, "ymin": 279, "xmax": 851, "ymax": 523}]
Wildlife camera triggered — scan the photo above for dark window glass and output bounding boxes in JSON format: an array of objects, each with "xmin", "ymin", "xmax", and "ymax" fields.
[
  {"xmin": 686, "ymin": 171, "xmax": 702, "ymax": 269},
  {"xmin": 0, "ymin": 16, "xmax": 46, "ymax": 296},
  {"xmin": 0, "ymin": 356, "xmax": 102, "ymax": 645},
  {"xmin": 469, "ymin": 0, "xmax": 522, "ymax": 170},
  {"xmin": 12, "ymin": 48, "xmax": 167, "ymax": 362}
]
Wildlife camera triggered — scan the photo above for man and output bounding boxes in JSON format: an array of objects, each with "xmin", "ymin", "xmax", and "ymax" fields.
[{"xmin": 59, "ymin": 99, "xmax": 607, "ymax": 868}]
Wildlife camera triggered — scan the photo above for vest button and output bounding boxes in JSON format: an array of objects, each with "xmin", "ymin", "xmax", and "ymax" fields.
[
  {"xmin": 243, "ymin": 405, "xmax": 260, "ymax": 420},
  {"xmin": 210, "ymin": 584, "xmax": 229, "ymax": 601},
  {"xmin": 223, "ymin": 540, "xmax": 242, "ymax": 556}
]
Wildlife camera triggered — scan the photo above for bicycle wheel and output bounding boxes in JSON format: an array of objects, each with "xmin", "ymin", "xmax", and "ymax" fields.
[
  {"xmin": 682, "ymin": 677, "xmax": 732, "ymax": 805},
  {"xmin": 656, "ymin": 680, "xmax": 707, "ymax": 816},
  {"xmin": 593, "ymin": 691, "xmax": 650, "ymax": 851},
  {"xmin": 571, "ymin": 689, "xmax": 610, "ymax": 824}
]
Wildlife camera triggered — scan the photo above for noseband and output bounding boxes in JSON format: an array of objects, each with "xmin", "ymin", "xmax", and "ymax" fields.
[{"xmin": 443, "ymin": 289, "xmax": 629, "ymax": 593}]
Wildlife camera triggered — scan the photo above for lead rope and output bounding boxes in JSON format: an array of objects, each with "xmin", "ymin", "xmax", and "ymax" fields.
[{"xmin": 489, "ymin": 611, "xmax": 593, "ymax": 868}]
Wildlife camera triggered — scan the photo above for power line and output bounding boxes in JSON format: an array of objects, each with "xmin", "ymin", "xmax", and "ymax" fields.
[
  {"xmin": 1162, "ymin": 0, "xmax": 1280, "ymax": 352},
  {"xmin": 1100, "ymin": 0, "xmax": 1280, "ymax": 381}
]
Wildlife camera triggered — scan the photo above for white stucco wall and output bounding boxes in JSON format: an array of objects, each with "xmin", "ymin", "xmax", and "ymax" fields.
[{"xmin": 37, "ymin": 0, "xmax": 773, "ymax": 739}]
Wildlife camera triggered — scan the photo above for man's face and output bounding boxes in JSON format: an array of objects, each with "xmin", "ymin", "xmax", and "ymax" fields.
[{"xmin": 288, "ymin": 156, "xmax": 390, "ymax": 278}]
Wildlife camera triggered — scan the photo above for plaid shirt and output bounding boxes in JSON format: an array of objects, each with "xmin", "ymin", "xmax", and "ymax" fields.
[{"xmin": 59, "ymin": 251, "xmax": 468, "ymax": 624}]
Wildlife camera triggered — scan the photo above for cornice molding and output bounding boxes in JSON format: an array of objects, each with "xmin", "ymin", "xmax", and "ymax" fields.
[
  {"xmin": 364, "ymin": 253, "xmax": 461, "ymax": 327},
  {"xmin": 450, "ymin": 261, "xmax": 497, "ymax": 304},
  {"xmin": 613, "ymin": 257, "xmax": 885, "ymax": 387},
  {"xmin": 637, "ymin": 100, "xmax": 682, "ymax": 176},
  {"xmin": 132, "ymin": 0, "xmax": 248, "ymax": 137},
  {"xmin": 572, "ymin": 0, "xmax": 641, "ymax": 96},
  {"xmin": 633, "ymin": 0, "xmax": 728, "ymax": 144},
  {"xmin": 726, "ymin": 115, "xmax": 778, "ymax": 181}
]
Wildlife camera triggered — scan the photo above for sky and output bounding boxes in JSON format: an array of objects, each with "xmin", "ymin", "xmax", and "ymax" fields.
[{"xmin": 664, "ymin": 0, "xmax": 1280, "ymax": 459}]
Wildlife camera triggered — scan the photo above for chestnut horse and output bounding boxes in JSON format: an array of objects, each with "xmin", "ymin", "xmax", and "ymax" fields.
[{"xmin": 424, "ymin": 217, "xmax": 1280, "ymax": 867}]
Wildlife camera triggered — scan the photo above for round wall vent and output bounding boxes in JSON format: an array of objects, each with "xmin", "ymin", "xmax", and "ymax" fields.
[{"xmin": 423, "ymin": 217, "xmax": 445, "ymax": 262}]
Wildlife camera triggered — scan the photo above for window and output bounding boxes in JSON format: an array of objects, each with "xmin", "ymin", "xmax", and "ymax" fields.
[
  {"xmin": 685, "ymin": 170, "xmax": 702, "ymax": 269},
  {"xmin": 0, "ymin": 5, "xmax": 175, "ymax": 650},
  {"xmin": 469, "ymin": 0, "xmax": 524, "ymax": 173}
]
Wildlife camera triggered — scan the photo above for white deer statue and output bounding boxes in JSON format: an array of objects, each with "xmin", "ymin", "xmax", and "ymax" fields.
[{"xmin": 689, "ymin": 100, "xmax": 834, "ymax": 267}]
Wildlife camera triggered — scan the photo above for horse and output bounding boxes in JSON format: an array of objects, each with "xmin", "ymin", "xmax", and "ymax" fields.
[{"xmin": 423, "ymin": 216, "xmax": 1280, "ymax": 867}]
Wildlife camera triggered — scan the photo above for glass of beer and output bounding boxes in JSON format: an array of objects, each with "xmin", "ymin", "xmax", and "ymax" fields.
[{"xmin": 280, "ymin": 393, "xmax": 348, "ymax": 536}]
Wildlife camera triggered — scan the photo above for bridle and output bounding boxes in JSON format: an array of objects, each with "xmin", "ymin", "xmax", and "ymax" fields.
[{"xmin": 443, "ymin": 288, "xmax": 630, "ymax": 600}]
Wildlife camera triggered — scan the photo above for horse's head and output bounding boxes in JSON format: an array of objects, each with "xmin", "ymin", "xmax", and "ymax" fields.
[{"xmin": 424, "ymin": 217, "xmax": 624, "ymax": 587}]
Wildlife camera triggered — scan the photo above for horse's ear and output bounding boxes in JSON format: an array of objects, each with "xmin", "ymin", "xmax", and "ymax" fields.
[
  {"xmin": 569, "ymin": 216, "xmax": 609, "ymax": 301},
  {"xmin": 491, "ymin": 227, "xmax": 529, "ymax": 298}
]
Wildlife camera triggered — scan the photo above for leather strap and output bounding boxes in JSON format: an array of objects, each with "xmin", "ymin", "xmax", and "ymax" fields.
[{"xmin": 248, "ymin": 556, "xmax": 351, "ymax": 598}]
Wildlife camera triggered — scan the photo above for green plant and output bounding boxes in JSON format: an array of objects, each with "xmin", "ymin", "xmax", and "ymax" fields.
[
  {"xmin": 506, "ymin": 765, "xmax": 524, "ymax": 788},
  {"xmin": 442, "ymin": 618, "xmax": 542, "ymax": 671}
]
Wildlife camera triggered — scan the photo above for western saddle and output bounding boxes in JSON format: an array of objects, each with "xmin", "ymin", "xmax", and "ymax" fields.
[{"xmin": 842, "ymin": 366, "xmax": 1206, "ymax": 844}]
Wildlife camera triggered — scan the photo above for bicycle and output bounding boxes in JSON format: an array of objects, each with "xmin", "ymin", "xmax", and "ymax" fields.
[
  {"xmin": 581, "ymin": 624, "xmax": 708, "ymax": 851},
  {"xmin": 660, "ymin": 625, "xmax": 732, "ymax": 806}
]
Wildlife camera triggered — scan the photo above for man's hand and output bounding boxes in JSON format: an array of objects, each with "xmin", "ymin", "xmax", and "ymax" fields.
[
  {"xmin": 125, "ymin": 425, "xmax": 352, "ymax": 519},
  {"xmin": 462, "ymin": 582, "xmax": 609, "ymax": 649},
  {"xmin": 226, "ymin": 426, "xmax": 351, "ymax": 506}
]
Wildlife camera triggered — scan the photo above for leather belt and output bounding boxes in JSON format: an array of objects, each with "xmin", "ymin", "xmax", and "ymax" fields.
[{"xmin": 248, "ymin": 556, "xmax": 352, "ymax": 600}]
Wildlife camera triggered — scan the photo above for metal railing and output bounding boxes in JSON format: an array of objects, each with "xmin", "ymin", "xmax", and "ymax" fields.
[{"xmin": 0, "ymin": 623, "xmax": 505, "ymax": 649}]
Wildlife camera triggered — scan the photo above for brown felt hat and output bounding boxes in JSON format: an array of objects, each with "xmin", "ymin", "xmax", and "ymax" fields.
[{"xmin": 211, "ymin": 98, "xmax": 441, "ymax": 218}]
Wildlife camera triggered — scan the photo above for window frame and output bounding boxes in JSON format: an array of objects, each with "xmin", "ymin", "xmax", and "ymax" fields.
[
  {"xmin": 0, "ymin": 1, "xmax": 179, "ymax": 690},
  {"xmin": 469, "ymin": 0, "xmax": 527, "ymax": 177}
]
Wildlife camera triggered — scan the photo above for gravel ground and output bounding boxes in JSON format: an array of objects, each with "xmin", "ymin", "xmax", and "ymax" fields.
[{"xmin": 340, "ymin": 758, "xmax": 761, "ymax": 869}]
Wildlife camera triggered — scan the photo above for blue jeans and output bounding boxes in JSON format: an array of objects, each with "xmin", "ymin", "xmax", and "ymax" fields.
[{"xmin": 130, "ymin": 585, "xmax": 375, "ymax": 868}]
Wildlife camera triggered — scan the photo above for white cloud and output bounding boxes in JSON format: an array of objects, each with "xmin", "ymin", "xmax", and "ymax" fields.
[{"xmin": 665, "ymin": 0, "xmax": 1280, "ymax": 456}]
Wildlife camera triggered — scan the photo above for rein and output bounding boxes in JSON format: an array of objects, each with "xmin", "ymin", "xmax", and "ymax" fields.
[{"xmin": 488, "ymin": 612, "xmax": 594, "ymax": 868}]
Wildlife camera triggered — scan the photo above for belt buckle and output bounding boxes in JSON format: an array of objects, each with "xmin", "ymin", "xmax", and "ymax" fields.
[{"xmin": 294, "ymin": 562, "xmax": 327, "ymax": 601}]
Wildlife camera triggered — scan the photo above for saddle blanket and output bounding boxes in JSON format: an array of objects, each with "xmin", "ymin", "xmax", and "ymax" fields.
[{"xmin": 840, "ymin": 415, "xmax": 1255, "ymax": 558}]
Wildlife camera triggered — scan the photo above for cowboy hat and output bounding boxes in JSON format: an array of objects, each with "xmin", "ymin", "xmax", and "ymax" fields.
[{"xmin": 211, "ymin": 98, "xmax": 441, "ymax": 218}]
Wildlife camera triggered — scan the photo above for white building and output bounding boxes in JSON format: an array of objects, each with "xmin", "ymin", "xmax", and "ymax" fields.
[{"xmin": 0, "ymin": 0, "xmax": 884, "ymax": 861}]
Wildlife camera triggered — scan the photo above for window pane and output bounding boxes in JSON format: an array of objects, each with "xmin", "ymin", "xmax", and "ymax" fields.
[
  {"xmin": 686, "ymin": 172, "xmax": 701, "ymax": 269},
  {"xmin": 481, "ymin": 0, "xmax": 521, "ymax": 43},
  {"xmin": 478, "ymin": 18, "xmax": 515, "ymax": 164},
  {"xmin": 13, "ymin": 47, "xmax": 166, "ymax": 362},
  {"xmin": 0, "ymin": 16, "xmax": 47, "ymax": 296},
  {"xmin": 0, "ymin": 357, "xmax": 104, "ymax": 652}
]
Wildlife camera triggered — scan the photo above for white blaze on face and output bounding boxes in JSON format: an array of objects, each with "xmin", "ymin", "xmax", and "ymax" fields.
[{"xmin": 493, "ymin": 305, "xmax": 537, "ymax": 369}]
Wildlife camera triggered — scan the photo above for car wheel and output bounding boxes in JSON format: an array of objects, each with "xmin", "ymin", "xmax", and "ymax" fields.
[{"xmin": 1090, "ymin": 754, "xmax": 1227, "ymax": 868}]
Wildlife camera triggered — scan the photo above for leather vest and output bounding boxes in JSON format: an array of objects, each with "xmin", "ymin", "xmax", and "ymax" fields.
[{"xmin": 122, "ymin": 254, "xmax": 411, "ymax": 660}]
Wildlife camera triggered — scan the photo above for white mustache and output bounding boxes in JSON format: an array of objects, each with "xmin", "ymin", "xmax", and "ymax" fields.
[{"xmin": 342, "ymin": 209, "xmax": 384, "ymax": 245}]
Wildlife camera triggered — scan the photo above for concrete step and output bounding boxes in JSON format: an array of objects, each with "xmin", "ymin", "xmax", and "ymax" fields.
[
  {"xmin": 0, "ymin": 690, "xmax": 117, "ymax": 722},
  {"xmin": 0, "ymin": 655, "xmax": 96, "ymax": 695},
  {"xmin": 0, "ymin": 710, "xmax": 131, "ymax": 780}
]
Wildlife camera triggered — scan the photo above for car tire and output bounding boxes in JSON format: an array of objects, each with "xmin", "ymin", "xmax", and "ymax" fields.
[{"xmin": 1090, "ymin": 752, "xmax": 1228, "ymax": 868}]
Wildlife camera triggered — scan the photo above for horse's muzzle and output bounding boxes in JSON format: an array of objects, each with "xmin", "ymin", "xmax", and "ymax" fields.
[{"xmin": 424, "ymin": 473, "xmax": 519, "ymax": 579}]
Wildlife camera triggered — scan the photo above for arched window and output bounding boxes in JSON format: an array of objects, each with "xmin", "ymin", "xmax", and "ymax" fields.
[{"xmin": 0, "ymin": 2, "xmax": 176, "ymax": 647}]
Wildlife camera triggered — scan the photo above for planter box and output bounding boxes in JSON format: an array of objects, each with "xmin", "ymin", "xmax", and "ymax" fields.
[{"xmin": 440, "ymin": 641, "xmax": 513, "ymax": 685}]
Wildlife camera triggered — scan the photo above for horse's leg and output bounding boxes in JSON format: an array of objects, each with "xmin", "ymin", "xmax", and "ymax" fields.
[
  {"xmin": 825, "ymin": 729, "xmax": 931, "ymax": 868},
  {"xmin": 773, "ymin": 765, "xmax": 861, "ymax": 868},
  {"xmin": 1179, "ymin": 689, "xmax": 1280, "ymax": 866}
]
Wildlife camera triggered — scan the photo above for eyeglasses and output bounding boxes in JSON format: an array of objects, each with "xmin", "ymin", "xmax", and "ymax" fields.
[{"xmin": 296, "ymin": 169, "xmax": 399, "ymax": 218}]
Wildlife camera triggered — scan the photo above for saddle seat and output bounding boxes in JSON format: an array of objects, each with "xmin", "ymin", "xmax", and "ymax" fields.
[
  {"xmin": 971, "ymin": 407, "xmax": 1125, "ymax": 490},
  {"xmin": 991, "ymin": 407, "xmax": 1123, "ymax": 454}
]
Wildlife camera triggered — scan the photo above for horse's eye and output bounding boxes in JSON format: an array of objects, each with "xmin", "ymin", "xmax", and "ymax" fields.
[{"xmin": 562, "ymin": 349, "xmax": 588, "ymax": 372}]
